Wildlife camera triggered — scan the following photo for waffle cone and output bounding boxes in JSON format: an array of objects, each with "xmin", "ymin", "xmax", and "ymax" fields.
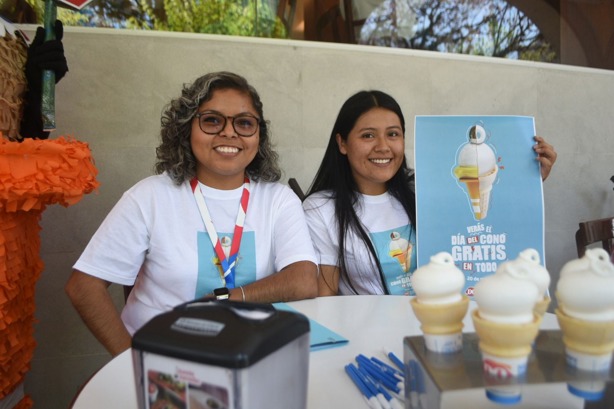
[
  {"xmin": 479, "ymin": 187, "xmax": 492, "ymax": 219},
  {"xmin": 471, "ymin": 309, "xmax": 542, "ymax": 358},
  {"xmin": 460, "ymin": 170, "xmax": 496, "ymax": 220},
  {"xmin": 410, "ymin": 296, "xmax": 470, "ymax": 335},
  {"xmin": 555, "ymin": 309, "xmax": 614, "ymax": 355},
  {"xmin": 534, "ymin": 296, "xmax": 551, "ymax": 316},
  {"xmin": 461, "ymin": 178, "xmax": 486, "ymax": 219}
]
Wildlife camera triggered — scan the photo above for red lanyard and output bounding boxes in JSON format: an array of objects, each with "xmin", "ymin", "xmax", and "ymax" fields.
[{"xmin": 190, "ymin": 177, "xmax": 250, "ymax": 288}]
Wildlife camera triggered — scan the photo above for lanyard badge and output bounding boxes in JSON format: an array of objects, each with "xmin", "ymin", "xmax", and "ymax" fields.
[{"xmin": 191, "ymin": 177, "xmax": 250, "ymax": 288}]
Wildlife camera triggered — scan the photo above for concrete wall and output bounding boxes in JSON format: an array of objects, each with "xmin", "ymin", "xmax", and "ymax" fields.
[{"xmin": 18, "ymin": 26, "xmax": 614, "ymax": 408}]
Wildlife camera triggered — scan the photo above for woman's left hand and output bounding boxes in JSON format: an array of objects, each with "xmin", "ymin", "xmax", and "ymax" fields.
[{"xmin": 534, "ymin": 136, "xmax": 557, "ymax": 181}]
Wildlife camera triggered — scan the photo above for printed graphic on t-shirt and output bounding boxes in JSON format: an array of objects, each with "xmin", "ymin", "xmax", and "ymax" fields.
[
  {"xmin": 195, "ymin": 231, "xmax": 256, "ymax": 297},
  {"xmin": 370, "ymin": 225, "xmax": 416, "ymax": 295}
]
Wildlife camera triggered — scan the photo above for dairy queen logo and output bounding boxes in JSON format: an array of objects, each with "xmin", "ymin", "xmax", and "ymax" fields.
[
  {"xmin": 483, "ymin": 358, "xmax": 514, "ymax": 378},
  {"xmin": 465, "ymin": 287, "xmax": 475, "ymax": 297}
]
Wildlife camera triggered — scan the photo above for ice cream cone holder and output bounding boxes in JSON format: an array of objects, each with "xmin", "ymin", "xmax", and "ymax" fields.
[
  {"xmin": 471, "ymin": 309, "xmax": 542, "ymax": 359},
  {"xmin": 410, "ymin": 297, "xmax": 470, "ymax": 353},
  {"xmin": 404, "ymin": 330, "xmax": 614, "ymax": 408}
]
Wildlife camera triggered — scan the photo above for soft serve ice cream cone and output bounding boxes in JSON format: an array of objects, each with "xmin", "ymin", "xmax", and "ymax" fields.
[
  {"xmin": 511, "ymin": 249, "xmax": 551, "ymax": 316},
  {"xmin": 410, "ymin": 252, "xmax": 469, "ymax": 353},
  {"xmin": 453, "ymin": 124, "xmax": 498, "ymax": 220},
  {"xmin": 472, "ymin": 256, "xmax": 543, "ymax": 378},
  {"xmin": 472, "ymin": 254, "xmax": 546, "ymax": 404},
  {"xmin": 534, "ymin": 295, "xmax": 551, "ymax": 317},
  {"xmin": 556, "ymin": 248, "xmax": 614, "ymax": 373}
]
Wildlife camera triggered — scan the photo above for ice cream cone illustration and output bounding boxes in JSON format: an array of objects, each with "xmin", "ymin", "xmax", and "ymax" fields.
[
  {"xmin": 410, "ymin": 252, "xmax": 469, "ymax": 353},
  {"xmin": 213, "ymin": 236, "xmax": 232, "ymax": 278},
  {"xmin": 220, "ymin": 235, "xmax": 232, "ymax": 258},
  {"xmin": 453, "ymin": 124, "xmax": 498, "ymax": 220},
  {"xmin": 388, "ymin": 231, "xmax": 410, "ymax": 272}
]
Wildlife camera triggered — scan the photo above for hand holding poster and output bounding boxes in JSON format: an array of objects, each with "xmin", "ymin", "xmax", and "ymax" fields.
[{"xmin": 414, "ymin": 116, "xmax": 544, "ymax": 297}]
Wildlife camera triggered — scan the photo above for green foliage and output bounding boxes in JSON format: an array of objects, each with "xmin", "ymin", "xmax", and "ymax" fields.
[
  {"xmin": 25, "ymin": 0, "xmax": 44, "ymax": 23},
  {"xmin": 23, "ymin": 0, "xmax": 286, "ymax": 39},
  {"xmin": 125, "ymin": 0, "xmax": 156, "ymax": 30},
  {"xmin": 520, "ymin": 46, "xmax": 557, "ymax": 64},
  {"xmin": 160, "ymin": 0, "xmax": 285, "ymax": 38},
  {"xmin": 57, "ymin": 7, "xmax": 90, "ymax": 26},
  {"xmin": 127, "ymin": 0, "xmax": 286, "ymax": 38}
]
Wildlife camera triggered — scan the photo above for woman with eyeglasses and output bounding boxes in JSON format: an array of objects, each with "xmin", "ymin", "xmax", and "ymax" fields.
[
  {"xmin": 66, "ymin": 71, "xmax": 318, "ymax": 356},
  {"xmin": 303, "ymin": 90, "xmax": 557, "ymax": 297}
]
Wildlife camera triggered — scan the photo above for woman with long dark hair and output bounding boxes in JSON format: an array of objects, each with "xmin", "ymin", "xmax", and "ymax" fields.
[
  {"xmin": 304, "ymin": 90, "xmax": 417, "ymax": 295},
  {"xmin": 304, "ymin": 90, "xmax": 556, "ymax": 296}
]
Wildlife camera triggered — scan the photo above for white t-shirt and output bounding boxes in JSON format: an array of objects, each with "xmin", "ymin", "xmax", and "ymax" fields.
[
  {"xmin": 74, "ymin": 173, "xmax": 317, "ymax": 334},
  {"xmin": 303, "ymin": 190, "xmax": 416, "ymax": 295}
]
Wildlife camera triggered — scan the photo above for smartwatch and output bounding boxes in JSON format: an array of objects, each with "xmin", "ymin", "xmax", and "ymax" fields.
[{"xmin": 213, "ymin": 287, "xmax": 230, "ymax": 301}]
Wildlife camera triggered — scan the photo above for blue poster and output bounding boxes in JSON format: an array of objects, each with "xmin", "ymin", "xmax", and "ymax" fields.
[{"xmin": 414, "ymin": 116, "xmax": 544, "ymax": 297}]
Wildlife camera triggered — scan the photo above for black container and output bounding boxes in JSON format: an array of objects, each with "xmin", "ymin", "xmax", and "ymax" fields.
[{"xmin": 132, "ymin": 300, "xmax": 310, "ymax": 409}]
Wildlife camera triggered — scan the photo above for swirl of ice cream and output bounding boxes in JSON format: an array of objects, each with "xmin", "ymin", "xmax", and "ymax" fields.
[
  {"xmin": 454, "ymin": 125, "xmax": 497, "ymax": 180},
  {"xmin": 474, "ymin": 259, "xmax": 540, "ymax": 324},
  {"xmin": 556, "ymin": 248, "xmax": 614, "ymax": 321},
  {"xmin": 411, "ymin": 252, "xmax": 465, "ymax": 304},
  {"xmin": 507, "ymin": 249, "xmax": 550, "ymax": 301}
]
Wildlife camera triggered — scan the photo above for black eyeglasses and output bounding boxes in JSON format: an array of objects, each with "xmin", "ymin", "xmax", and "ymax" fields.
[{"xmin": 195, "ymin": 111, "xmax": 261, "ymax": 137}]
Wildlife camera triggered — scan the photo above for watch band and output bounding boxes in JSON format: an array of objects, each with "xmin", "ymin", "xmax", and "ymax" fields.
[{"xmin": 213, "ymin": 287, "xmax": 230, "ymax": 301}]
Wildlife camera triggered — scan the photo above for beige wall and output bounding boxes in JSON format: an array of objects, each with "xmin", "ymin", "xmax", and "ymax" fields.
[{"xmin": 17, "ymin": 26, "xmax": 614, "ymax": 408}]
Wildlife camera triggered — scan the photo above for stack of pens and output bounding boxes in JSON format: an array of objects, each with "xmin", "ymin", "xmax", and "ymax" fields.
[{"xmin": 344, "ymin": 352, "xmax": 405, "ymax": 409}]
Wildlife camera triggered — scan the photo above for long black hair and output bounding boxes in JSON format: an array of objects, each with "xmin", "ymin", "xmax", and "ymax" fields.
[{"xmin": 306, "ymin": 90, "xmax": 416, "ymax": 294}]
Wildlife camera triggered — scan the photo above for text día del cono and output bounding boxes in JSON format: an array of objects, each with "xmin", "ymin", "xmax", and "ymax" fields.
[{"xmin": 450, "ymin": 233, "xmax": 506, "ymax": 261}]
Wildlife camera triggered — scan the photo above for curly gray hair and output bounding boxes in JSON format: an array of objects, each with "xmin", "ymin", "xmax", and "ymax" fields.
[{"xmin": 154, "ymin": 71, "xmax": 281, "ymax": 185}]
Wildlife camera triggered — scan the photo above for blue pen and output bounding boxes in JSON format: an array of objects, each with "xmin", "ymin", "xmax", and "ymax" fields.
[
  {"xmin": 370, "ymin": 357, "xmax": 405, "ymax": 392},
  {"xmin": 356, "ymin": 356, "xmax": 401, "ymax": 392},
  {"xmin": 354, "ymin": 365, "xmax": 393, "ymax": 409},
  {"xmin": 371, "ymin": 357, "xmax": 404, "ymax": 378},
  {"xmin": 357, "ymin": 359, "xmax": 400, "ymax": 394},
  {"xmin": 357, "ymin": 354, "xmax": 395, "ymax": 377},
  {"xmin": 368, "ymin": 357, "xmax": 404, "ymax": 386},
  {"xmin": 387, "ymin": 351, "xmax": 405, "ymax": 372},
  {"xmin": 362, "ymin": 356, "xmax": 400, "ymax": 381},
  {"xmin": 406, "ymin": 360, "xmax": 421, "ymax": 408},
  {"xmin": 377, "ymin": 383, "xmax": 405, "ymax": 409},
  {"xmin": 356, "ymin": 356, "xmax": 387, "ymax": 380},
  {"xmin": 345, "ymin": 364, "xmax": 384, "ymax": 409}
]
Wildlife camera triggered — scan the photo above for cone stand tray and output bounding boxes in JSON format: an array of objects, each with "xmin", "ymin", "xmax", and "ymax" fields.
[{"xmin": 403, "ymin": 330, "xmax": 614, "ymax": 409}]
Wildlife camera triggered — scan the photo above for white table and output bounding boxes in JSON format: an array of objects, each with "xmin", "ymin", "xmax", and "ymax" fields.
[{"xmin": 71, "ymin": 295, "xmax": 581, "ymax": 409}]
